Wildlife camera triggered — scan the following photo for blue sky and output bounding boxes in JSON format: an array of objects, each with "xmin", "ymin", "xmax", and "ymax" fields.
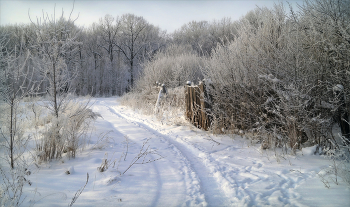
[{"xmin": 0, "ymin": 0, "xmax": 303, "ymax": 33}]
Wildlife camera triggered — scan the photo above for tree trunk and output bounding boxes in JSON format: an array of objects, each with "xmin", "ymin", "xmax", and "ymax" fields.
[{"xmin": 10, "ymin": 99, "xmax": 14, "ymax": 169}]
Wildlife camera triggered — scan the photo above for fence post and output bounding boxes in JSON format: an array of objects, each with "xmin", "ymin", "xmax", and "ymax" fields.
[
  {"xmin": 185, "ymin": 80, "xmax": 212, "ymax": 130},
  {"xmin": 185, "ymin": 81, "xmax": 191, "ymax": 120},
  {"xmin": 198, "ymin": 81, "xmax": 206, "ymax": 130},
  {"xmin": 194, "ymin": 84, "xmax": 201, "ymax": 127}
]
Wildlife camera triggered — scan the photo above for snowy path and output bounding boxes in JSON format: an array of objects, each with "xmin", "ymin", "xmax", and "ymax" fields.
[
  {"xmin": 96, "ymin": 99, "xmax": 228, "ymax": 206},
  {"xmin": 101, "ymin": 100, "xmax": 302, "ymax": 206},
  {"xmin": 19, "ymin": 97, "xmax": 349, "ymax": 207}
]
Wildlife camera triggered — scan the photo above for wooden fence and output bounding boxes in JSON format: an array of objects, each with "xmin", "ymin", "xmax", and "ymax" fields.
[{"xmin": 185, "ymin": 81, "xmax": 212, "ymax": 130}]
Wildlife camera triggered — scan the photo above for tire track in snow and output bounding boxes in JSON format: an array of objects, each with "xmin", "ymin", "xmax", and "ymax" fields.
[
  {"xmin": 109, "ymin": 101, "xmax": 310, "ymax": 207},
  {"xmin": 94, "ymin": 100, "xmax": 206, "ymax": 206},
  {"xmin": 175, "ymin": 133, "xmax": 313, "ymax": 206},
  {"xmin": 99, "ymin": 100, "xmax": 229, "ymax": 206},
  {"xmin": 93, "ymin": 101, "xmax": 166, "ymax": 206}
]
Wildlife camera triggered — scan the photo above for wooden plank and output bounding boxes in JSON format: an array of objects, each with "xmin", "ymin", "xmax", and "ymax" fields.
[
  {"xmin": 199, "ymin": 82, "xmax": 207, "ymax": 130},
  {"xmin": 185, "ymin": 85, "xmax": 190, "ymax": 120},
  {"xmin": 194, "ymin": 86, "xmax": 200, "ymax": 128},
  {"xmin": 189, "ymin": 86, "xmax": 194, "ymax": 122}
]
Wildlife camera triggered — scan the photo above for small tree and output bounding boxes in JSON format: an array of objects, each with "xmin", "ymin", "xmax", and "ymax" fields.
[
  {"xmin": 29, "ymin": 6, "xmax": 87, "ymax": 160},
  {"xmin": 0, "ymin": 30, "xmax": 39, "ymax": 168}
]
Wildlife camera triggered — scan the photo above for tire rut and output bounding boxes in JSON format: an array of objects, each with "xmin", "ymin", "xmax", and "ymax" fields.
[
  {"xmin": 95, "ymin": 100, "xmax": 208, "ymax": 206},
  {"xmin": 100, "ymin": 100, "xmax": 230, "ymax": 206}
]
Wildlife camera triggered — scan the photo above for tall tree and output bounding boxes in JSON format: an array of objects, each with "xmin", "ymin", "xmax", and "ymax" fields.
[
  {"xmin": 116, "ymin": 14, "xmax": 164, "ymax": 90},
  {"xmin": 97, "ymin": 14, "xmax": 121, "ymax": 95}
]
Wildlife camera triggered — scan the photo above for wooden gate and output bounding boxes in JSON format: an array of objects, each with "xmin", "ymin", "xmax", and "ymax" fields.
[{"xmin": 185, "ymin": 81, "xmax": 211, "ymax": 130}]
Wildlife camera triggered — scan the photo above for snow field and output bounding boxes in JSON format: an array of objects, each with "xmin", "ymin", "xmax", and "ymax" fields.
[{"xmin": 5, "ymin": 97, "xmax": 349, "ymax": 206}]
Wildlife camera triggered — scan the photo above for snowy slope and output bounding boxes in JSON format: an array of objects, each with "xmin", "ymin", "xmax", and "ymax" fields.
[{"xmin": 10, "ymin": 97, "xmax": 350, "ymax": 206}]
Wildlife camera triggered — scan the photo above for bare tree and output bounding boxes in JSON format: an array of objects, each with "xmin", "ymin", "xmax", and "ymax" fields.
[
  {"xmin": 28, "ymin": 6, "xmax": 84, "ymax": 160},
  {"xmin": 115, "ymin": 14, "xmax": 164, "ymax": 90},
  {"xmin": 97, "ymin": 14, "xmax": 121, "ymax": 95},
  {"xmin": 83, "ymin": 24, "xmax": 103, "ymax": 96},
  {"xmin": 0, "ymin": 30, "xmax": 39, "ymax": 168},
  {"xmin": 29, "ymin": 9, "xmax": 81, "ymax": 119}
]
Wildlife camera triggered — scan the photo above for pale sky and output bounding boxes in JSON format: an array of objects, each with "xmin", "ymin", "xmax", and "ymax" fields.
[{"xmin": 0, "ymin": 0, "xmax": 303, "ymax": 33}]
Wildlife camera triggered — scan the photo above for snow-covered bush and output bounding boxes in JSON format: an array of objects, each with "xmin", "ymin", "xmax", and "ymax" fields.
[
  {"xmin": 203, "ymin": 1, "xmax": 349, "ymax": 152},
  {"xmin": 318, "ymin": 145, "xmax": 350, "ymax": 188},
  {"xmin": 0, "ymin": 161, "xmax": 30, "ymax": 207},
  {"xmin": 126, "ymin": 44, "xmax": 195, "ymax": 123},
  {"xmin": 135, "ymin": 44, "xmax": 204, "ymax": 91},
  {"xmin": 34, "ymin": 97, "xmax": 100, "ymax": 162}
]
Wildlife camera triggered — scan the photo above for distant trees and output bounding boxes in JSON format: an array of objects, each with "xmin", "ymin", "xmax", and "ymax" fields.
[
  {"xmin": 172, "ymin": 18, "xmax": 237, "ymax": 56},
  {"xmin": 0, "ymin": 11, "xmax": 246, "ymax": 97},
  {"xmin": 0, "ymin": 13, "xmax": 166, "ymax": 97},
  {"xmin": 97, "ymin": 14, "xmax": 121, "ymax": 95},
  {"xmin": 82, "ymin": 23, "xmax": 104, "ymax": 96}
]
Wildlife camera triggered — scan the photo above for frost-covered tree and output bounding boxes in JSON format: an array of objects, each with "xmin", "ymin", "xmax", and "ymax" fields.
[
  {"xmin": 297, "ymin": 0, "xmax": 350, "ymax": 97},
  {"xmin": 0, "ymin": 30, "xmax": 39, "ymax": 168},
  {"xmin": 96, "ymin": 14, "xmax": 121, "ymax": 95},
  {"xmin": 29, "ymin": 7, "xmax": 85, "ymax": 160},
  {"xmin": 208, "ymin": 17, "xmax": 238, "ymax": 47},
  {"xmin": 116, "ymin": 14, "xmax": 165, "ymax": 90},
  {"xmin": 172, "ymin": 21, "xmax": 211, "ymax": 56},
  {"xmin": 136, "ymin": 44, "xmax": 203, "ymax": 91},
  {"xmin": 172, "ymin": 18, "xmax": 238, "ymax": 56},
  {"xmin": 30, "ymin": 9, "xmax": 81, "ymax": 119}
]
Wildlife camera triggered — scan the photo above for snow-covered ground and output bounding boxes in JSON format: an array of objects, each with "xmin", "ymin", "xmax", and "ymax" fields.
[{"xmin": 4, "ymin": 97, "xmax": 350, "ymax": 206}]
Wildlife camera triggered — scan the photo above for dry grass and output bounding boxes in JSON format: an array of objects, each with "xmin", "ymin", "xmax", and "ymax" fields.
[{"xmin": 121, "ymin": 86, "xmax": 186, "ymax": 125}]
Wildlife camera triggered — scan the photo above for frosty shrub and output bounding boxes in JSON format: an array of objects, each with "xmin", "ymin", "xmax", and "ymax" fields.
[
  {"xmin": 135, "ymin": 44, "xmax": 204, "ymax": 91},
  {"xmin": 318, "ymin": 144, "xmax": 350, "ymax": 188},
  {"xmin": 0, "ymin": 158, "xmax": 31, "ymax": 207},
  {"xmin": 35, "ymin": 97, "xmax": 100, "ymax": 162},
  {"xmin": 203, "ymin": 1, "xmax": 349, "ymax": 152}
]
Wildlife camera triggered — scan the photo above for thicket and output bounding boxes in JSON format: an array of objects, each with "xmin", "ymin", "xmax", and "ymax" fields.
[
  {"xmin": 203, "ymin": 0, "xmax": 350, "ymax": 151},
  {"xmin": 134, "ymin": 0, "xmax": 350, "ymax": 153}
]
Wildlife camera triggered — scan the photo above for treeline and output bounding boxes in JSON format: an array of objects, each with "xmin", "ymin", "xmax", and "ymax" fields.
[
  {"xmin": 0, "ymin": 11, "xmax": 238, "ymax": 96},
  {"xmin": 0, "ymin": 13, "xmax": 167, "ymax": 96}
]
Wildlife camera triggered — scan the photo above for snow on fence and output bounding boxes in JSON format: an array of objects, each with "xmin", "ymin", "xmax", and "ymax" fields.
[{"xmin": 185, "ymin": 81, "xmax": 212, "ymax": 130}]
